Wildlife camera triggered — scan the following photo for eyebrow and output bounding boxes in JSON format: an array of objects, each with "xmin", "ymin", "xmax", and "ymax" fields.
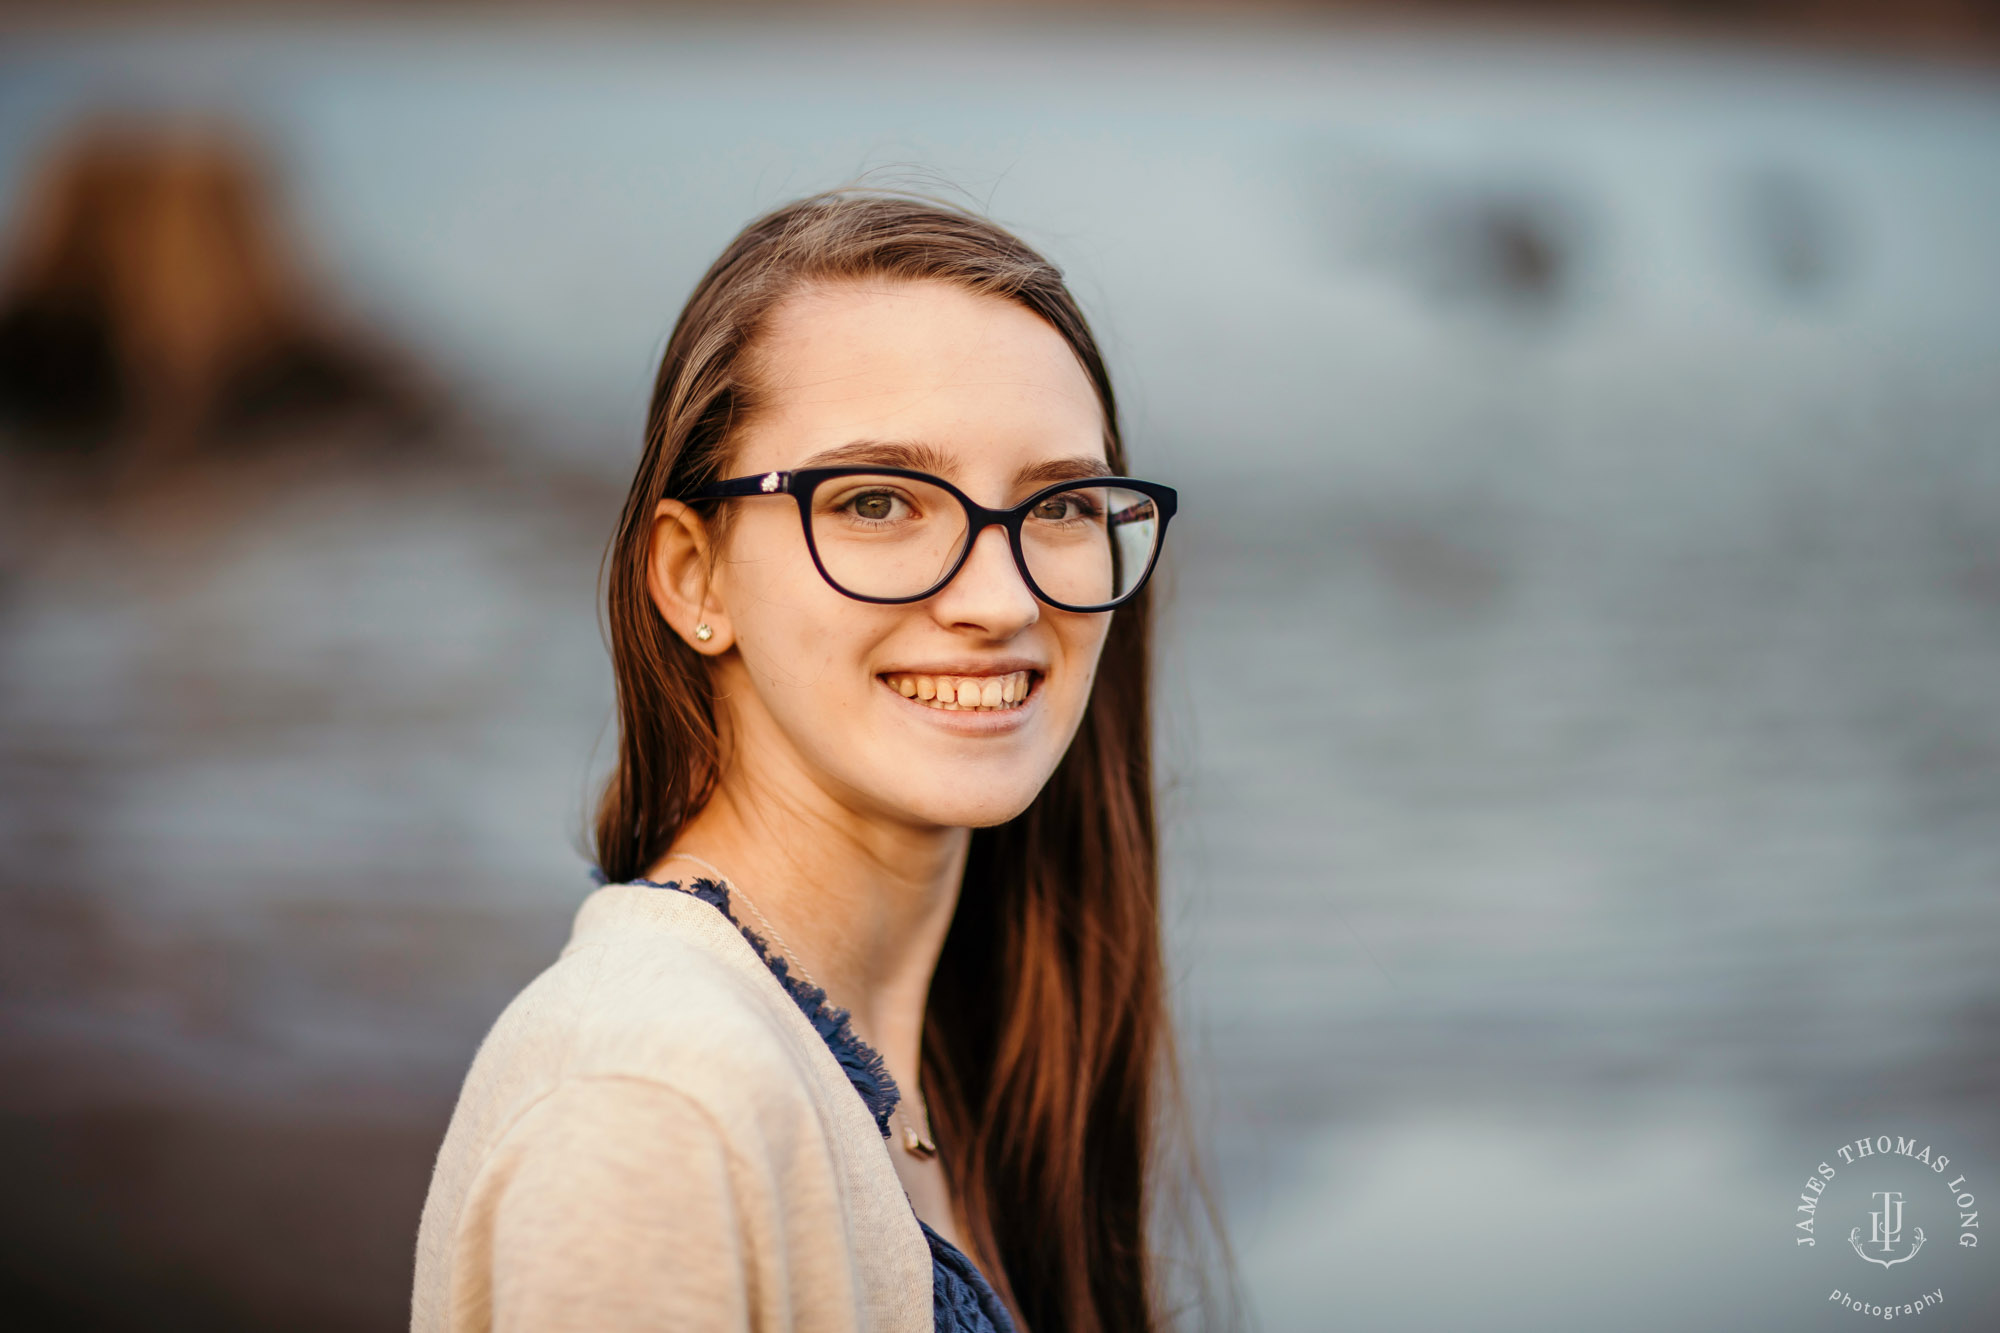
[{"xmin": 796, "ymin": 439, "xmax": 1115, "ymax": 486}]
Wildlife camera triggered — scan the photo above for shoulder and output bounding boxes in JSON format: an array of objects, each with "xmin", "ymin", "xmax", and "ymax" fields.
[
  {"xmin": 414, "ymin": 883, "xmax": 934, "ymax": 1333},
  {"xmin": 421, "ymin": 882, "xmax": 838, "ymax": 1226},
  {"xmin": 480, "ymin": 883, "xmax": 827, "ymax": 1124},
  {"xmin": 416, "ymin": 885, "xmax": 838, "ymax": 1312}
]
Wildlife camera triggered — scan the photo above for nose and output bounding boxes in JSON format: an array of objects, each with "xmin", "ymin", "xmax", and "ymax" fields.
[{"xmin": 929, "ymin": 521, "xmax": 1039, "ymax": 634}]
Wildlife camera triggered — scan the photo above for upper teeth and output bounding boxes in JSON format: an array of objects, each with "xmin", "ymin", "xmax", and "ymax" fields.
[{"xmin": 882, "ymin": 671, "xmax": 1034, "ymax": 710}]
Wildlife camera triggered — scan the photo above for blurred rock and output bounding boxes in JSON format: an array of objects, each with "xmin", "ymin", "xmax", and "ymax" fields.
[{"xmin": 0, "ymin": 118, "xmax": 436, "ymax": 464}]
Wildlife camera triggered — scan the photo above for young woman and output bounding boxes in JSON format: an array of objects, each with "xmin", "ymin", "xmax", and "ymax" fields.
[{"xmin": 413, "ymin": 192, "xmax": 1219, "ymax": 1333}]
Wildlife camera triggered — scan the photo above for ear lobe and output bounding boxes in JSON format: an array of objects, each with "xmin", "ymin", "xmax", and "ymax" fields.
[{"xmin": 647, "ymin": 499, "xmax": 732, "ymax": 653}]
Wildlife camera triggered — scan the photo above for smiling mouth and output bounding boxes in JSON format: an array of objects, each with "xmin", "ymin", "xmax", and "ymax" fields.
[{"xmin": 879, "ymin": 670, "xmax": 1038, "ymax": 711}]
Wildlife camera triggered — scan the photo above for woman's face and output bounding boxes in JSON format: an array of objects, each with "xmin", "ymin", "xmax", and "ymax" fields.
[{"xmin": 678, "ymin": 278, "xmax": 1116, "ymax": 831}]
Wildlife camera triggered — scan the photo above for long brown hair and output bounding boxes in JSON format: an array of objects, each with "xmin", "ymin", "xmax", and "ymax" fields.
[{"xmin": 595, "ymin": 191, "xmax": 1226, "ymax": 1333}]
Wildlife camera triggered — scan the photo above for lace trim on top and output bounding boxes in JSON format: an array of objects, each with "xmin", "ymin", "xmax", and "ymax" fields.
[{"xmin": 920, "ymin": 1218, "xmax": 1020, "ymax": 1331}]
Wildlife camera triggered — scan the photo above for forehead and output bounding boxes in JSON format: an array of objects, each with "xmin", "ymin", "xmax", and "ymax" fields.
[{"xmin": 737, "ymin": 278, "xmax": 1109, "ymax": 481}]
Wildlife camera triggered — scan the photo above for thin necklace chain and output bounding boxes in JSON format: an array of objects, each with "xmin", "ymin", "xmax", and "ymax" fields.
[
  {"xmin": 658, "ymin": 852, "xmax": 822, "ymax": 991},
  {"xmin": 653, "ymin": 851, "xmax": 937, "ymax": 1156}
]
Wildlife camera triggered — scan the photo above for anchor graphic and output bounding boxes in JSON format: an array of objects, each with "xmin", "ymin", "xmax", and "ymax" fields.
[{"xmin": 1850, "ymin": 1226, "xmax": 1925, "ymax": 1268}]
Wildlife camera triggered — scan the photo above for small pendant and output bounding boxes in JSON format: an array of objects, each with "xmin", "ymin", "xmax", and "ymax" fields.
[{"xmin": 901, "ymin": 1123, "xmax": 938, "ymax": 1160}]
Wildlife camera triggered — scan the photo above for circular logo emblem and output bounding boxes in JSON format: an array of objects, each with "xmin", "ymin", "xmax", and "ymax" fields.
[{"xmin": 1793, "ymin": 1133, "xmax": 1983, "ymax": 1321}]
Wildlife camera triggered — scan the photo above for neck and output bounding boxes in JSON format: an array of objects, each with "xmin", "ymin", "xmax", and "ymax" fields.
[{"xmin": 648, "ymin": 763, "xmax": 970, "ymax": 1114}]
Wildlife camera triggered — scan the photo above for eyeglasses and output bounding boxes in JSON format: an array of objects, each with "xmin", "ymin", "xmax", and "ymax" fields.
[{"xmin": 686, "ymin": 466, "xmax": 1177, "ymax": 613}]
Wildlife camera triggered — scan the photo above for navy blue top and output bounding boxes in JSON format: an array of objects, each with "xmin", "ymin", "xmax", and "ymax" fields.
[{"xmin": 620, "ymin": 874, "xmax": 1018, "ymax": 1333}]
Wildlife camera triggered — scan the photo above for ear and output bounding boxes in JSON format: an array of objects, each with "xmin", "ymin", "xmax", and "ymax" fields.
[{"xmin": 648, "ymin": 498, "xmax": 733, "ymax": 654}]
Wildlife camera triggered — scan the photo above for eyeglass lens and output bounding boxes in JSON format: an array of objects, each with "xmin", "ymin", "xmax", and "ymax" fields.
[{"xmin": 807, "ymin": 474, "xmax": 1162, "ymax": 607}]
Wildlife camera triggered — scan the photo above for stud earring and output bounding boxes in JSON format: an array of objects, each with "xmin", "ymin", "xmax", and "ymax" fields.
[{"xmin": 694, "ymin": 623, "xmax": 714, "ymax": 642}]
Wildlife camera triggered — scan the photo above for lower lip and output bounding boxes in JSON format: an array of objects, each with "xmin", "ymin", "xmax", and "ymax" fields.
[{"xmin": 877, "ymin": 674, "xmax": 1040, "ymax": 735}]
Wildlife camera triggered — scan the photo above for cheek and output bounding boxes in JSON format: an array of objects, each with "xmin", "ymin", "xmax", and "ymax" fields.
[
  {"xmin": 726, "ymin": 544, "xmax": 915, "ymax": 725},
  {"xmin": 722, "ymin": 515, "xmax": 846, "ymax": 629},
  {"xmin": 1054, "ymin": 611, "xmax": 1115, "ymax": 692},
  {"xmin": 1055, "ymin": 614, "xmax": 1116, "ymax": 746},
  {"xmin": 719, "ymin": 527, "xmax": 856, "ymax": 681},
  {"xmin": 736, "ymin": 585, "xmax": 869, "ymax": 694}
]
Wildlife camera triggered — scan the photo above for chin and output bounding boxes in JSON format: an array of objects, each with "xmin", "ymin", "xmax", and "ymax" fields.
[{"xmin": 881, "ymin": 781, "xmax": 1044, "ymax": 831}]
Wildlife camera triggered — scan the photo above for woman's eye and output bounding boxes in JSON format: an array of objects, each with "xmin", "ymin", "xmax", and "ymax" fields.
[
  {"xmin": 845, "ymin": 490, "xmax": 904, "ymax": 521},
  {"xmin": 1032, "ymin": 495, "xmax": 1097, "ymax": 522}
]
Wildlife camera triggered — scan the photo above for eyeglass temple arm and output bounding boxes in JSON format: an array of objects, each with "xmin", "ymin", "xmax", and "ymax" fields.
[{"xmin": 687, "ymin": 471, "xmax": 792, "ymax": 500}]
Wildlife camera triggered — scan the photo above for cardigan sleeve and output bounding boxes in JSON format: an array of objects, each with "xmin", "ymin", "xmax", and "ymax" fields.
[{"xmin": 457, "ymin": 1075, "xmax": 757, "ymax": 1333}]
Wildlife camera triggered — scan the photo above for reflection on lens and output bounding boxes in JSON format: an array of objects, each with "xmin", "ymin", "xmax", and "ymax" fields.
[
  {"xmin": 1020, "ymin": 484, "xmax": 1159, "ymax": 608},
  {"xmin": 809, "ymin": 473, "xmax": 969, "ymax": 599}
]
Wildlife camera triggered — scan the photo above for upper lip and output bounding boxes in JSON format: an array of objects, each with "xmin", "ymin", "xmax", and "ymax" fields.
[{"xmin": 876, "ymin": 659, "xmax": 1045, "ymax": 677}]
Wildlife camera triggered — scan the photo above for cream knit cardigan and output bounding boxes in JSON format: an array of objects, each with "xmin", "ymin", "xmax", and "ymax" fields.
[{"xmin": 411, "ymin": 881, "xmax": 935, "ymax": 1332}]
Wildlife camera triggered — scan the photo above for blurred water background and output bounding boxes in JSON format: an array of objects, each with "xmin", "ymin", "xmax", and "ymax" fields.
[{"xmin": 1, "ymin": 11, "xmax": 1997, "ymax": 1331}]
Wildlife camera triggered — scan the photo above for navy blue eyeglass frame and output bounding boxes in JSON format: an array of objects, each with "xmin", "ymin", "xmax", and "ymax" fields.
[{"xmin": 685, "ymin": 465, "xmax": 1178, "ymax": 613}]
